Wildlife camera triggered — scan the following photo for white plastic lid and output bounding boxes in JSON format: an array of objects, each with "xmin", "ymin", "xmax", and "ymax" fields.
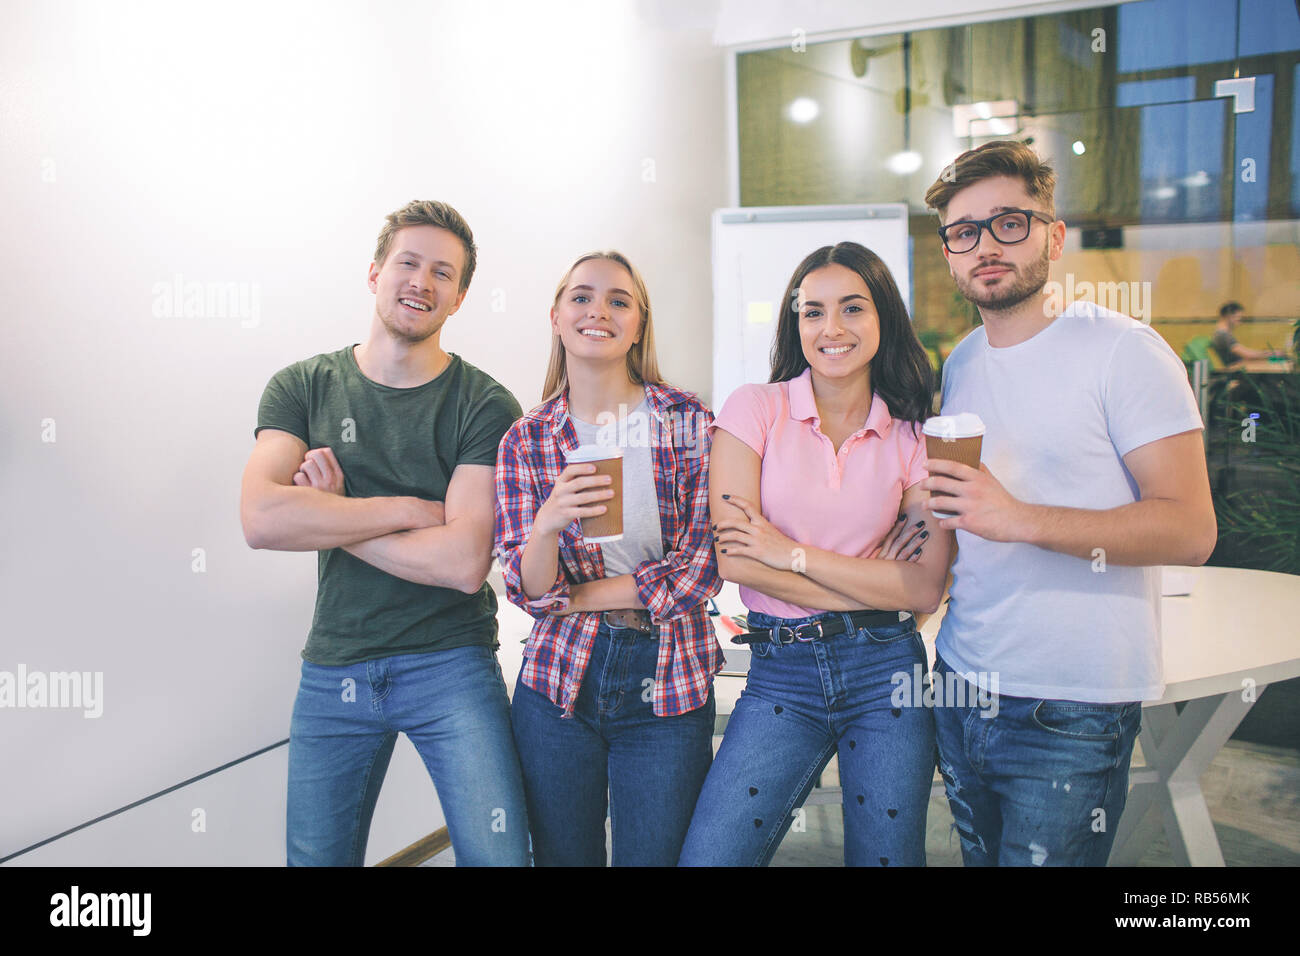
[
  {"xmin": 922, "ymin": 413, "xmax": 986, "ymax": 439},
  {"xmin": 564, "ymin": 444, "xmax": 624, "ymax": 463}
]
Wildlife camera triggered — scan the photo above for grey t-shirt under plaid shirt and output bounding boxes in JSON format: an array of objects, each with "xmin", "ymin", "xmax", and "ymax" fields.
[{"xmin": 570, "ymin": 395, "xmax": 665, "ymax": 575}]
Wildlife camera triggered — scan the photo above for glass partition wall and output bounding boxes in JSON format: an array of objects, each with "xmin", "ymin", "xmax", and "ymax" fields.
[{"xmin": 736, "ymin": 0, "xmax": 1300, "ymax": 362}]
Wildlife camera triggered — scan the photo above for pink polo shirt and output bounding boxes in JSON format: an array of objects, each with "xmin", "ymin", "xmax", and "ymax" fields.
[{"xmin": 712, "ymin": 368, "xmax": 929, "ymax": 618}]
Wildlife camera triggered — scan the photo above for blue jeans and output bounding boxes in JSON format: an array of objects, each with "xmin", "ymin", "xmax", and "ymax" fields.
[
  {"xmin": 509, "ymin": 621, "xmax": 716, "ymax": 867},
  {"xmin": 679, "ymin": 610, "xmax": 936, "ymax": 867},
  {"xmin": 286, "ymin": 644, "xmax": 530, "ymax": 866},
  {"xmin": 932, "ymin": 653, "xmax": 1142, "ymax": 867}
]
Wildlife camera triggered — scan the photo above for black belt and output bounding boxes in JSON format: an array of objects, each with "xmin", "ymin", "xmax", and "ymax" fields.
[{"xmin": 732, "ymin": 609, "xmax": 912, "ymax": 645}]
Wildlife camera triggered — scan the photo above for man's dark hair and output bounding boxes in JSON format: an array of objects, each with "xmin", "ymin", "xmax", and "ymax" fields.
[{"xmin": 925, "ymin": 139, "xmax": 1057, "ymax": 220}]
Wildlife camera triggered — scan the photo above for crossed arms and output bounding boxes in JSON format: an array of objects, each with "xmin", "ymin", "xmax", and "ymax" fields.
[
  {"xmin": 709, "ymin": 429, "xmax": 955, "ymax": 615},
  {"xmin": 239, "ymin": 429, "xmax": 494, "ymax": 593},
  {"xmin": 709, "ymin": 425, "xmax": 1216, "ymax": 617},
  {"xmin": 242, "ymin": 418, "xmax": 1216, "ymax": 605}
]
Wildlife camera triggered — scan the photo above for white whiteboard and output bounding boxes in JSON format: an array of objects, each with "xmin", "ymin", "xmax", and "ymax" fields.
[{"xmin": 711, "ymin": 204, "xmax": 911, "ymax": 411}]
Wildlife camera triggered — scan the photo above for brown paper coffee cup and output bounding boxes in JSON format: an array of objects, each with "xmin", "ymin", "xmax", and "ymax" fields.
[
  {"xmin": 565, "ymin": 445, "xmax": 623, "ymax": 542},
  {"xmin": 922, "ymin": 414, "xmax": 986, "ymax": 519}
]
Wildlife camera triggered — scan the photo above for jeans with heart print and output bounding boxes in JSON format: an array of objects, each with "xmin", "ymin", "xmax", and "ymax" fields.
[{"xmin": 679, "ymin": 609, "xmax": 936, "ymax": 866}]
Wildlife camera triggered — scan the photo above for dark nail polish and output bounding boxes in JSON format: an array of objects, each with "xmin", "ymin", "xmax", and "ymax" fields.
[
  {"xmin": 897, "ymin": 514, "xmax": 905, "ymax": 522},
  {"xmin": 915, "ymin": 520, "xmax": 925, "ymax": 528},
  {"xmin": 720, "ymin": 549, "xmax": 728, "ymax": 554},
  {"xmin": 722, "ymin": 494, "xmax": 731, "ymax": 500},
  {"xmin": 920, "ymin": 531, "xmax": 929, "ymax": 539}
]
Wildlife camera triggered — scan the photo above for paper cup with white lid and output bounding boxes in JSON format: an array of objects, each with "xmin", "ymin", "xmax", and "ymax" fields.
[
  {"xmin": 922, "ymin": 414, "xmax": 985, "ymax": 519},
  {"xmin": 564, "ymin": 445, "xmax": 624, "ymax": 542}
]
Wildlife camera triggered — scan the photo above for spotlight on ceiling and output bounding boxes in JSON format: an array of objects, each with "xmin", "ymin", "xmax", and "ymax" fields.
[
  {"xmin": 886, "ymin": 150, "xmax": 924, "ymax": 175},
  {"xmin": 952, "ymin": 100, "xmax": 1021, "ymax": 138},
  {"xmin": 788, "ymin": 97, "xmax": 819, "ymax": 124}
]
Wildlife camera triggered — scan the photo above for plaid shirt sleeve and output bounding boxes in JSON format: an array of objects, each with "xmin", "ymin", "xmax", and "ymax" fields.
[
  {"xmin": 494, "ymin": 423, "xmax": 572, "ymax": 618},
  {"xmin": 631, "ymin": 404, "xmax": 723, "ymax": 622}
]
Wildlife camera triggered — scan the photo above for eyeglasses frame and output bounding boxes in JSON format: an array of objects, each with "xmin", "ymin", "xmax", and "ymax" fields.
[{"xmin": 937, "ymin": 208, "xmax": 1057, "ymax": 254}]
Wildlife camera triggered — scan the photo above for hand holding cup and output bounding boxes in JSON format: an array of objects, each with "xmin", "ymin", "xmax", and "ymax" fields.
[{"xmin": 534, "ymin": 462, "xmax": 615, "ymax": 538}]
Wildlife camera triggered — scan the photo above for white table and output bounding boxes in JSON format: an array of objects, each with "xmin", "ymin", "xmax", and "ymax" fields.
[
  {"xmin": 1106, "ymin": 566, "xmax": 1300, "ymax": 866},
  {"xmin": 708, "ymin": 569, "xmax": 1300, "ymax": 865}
]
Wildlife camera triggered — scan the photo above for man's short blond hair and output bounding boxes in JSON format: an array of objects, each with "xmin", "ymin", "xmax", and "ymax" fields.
[{"xmin": 373, "ymin": 200, "xmax": 477, "ymax": 293}]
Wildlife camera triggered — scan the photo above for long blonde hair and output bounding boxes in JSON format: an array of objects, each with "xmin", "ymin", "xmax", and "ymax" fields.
[{"xmin": 541, "ymin": 251, "xmax": 665, "ymax": 402}]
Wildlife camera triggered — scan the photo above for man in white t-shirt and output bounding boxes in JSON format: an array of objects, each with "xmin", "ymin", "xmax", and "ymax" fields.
[{"xmin": 920, "ymin": 141, "xmax": 1217, "ymax": 867}]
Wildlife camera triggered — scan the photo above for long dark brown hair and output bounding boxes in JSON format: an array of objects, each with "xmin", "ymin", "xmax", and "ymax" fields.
[{"xmin": 770, "ymin": 242, "xmax": 934, "ymax": 425}]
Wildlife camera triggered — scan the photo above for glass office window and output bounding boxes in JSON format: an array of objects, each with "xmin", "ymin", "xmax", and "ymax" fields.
[
  {"xmin": 1233, "ymin": 73, "xmax": 1272, "ymax": 221},
  {"xmin": 735, "ymin": 0, "xmax": 1299, "ymax": 356},
  {"xmin": 1117, "ymin": 0, "xmax": 1237, "ymax": 72}
]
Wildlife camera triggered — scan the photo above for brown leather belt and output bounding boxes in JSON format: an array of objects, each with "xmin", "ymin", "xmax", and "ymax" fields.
[{"xmin": 602, "ymin": 609, "xmax": 654, "ymax": 634}]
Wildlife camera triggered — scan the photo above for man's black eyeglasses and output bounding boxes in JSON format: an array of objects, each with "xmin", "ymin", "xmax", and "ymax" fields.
[{"xmin": 937, "ymin": 208, "xmax": 1056, "ymax": 254}]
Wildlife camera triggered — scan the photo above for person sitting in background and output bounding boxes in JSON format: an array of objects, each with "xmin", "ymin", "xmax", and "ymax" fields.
[{"xmin": 1211, "ymin": 302, "xmax": 1286, "ymax": 367}]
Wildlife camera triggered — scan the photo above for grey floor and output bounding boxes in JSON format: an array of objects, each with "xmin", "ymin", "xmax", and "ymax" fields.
[{"xmin": 422, "ymin": 738, "xmax": 1300, "ymax": 867}]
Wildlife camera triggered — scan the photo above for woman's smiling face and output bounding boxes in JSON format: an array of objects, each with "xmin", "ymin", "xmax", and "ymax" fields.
[
  {"xmin": 796, "ymin": 263, "xmax": 881, "ymax": 382},
  {"xmin": 551, "ymin": 257, "xmax": 641, "ymax": 359}
]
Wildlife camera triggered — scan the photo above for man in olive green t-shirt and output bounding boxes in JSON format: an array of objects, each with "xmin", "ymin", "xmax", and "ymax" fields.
[{"xmin": 240, "ymin": 200, "xmax": 529, "ymax": 866}]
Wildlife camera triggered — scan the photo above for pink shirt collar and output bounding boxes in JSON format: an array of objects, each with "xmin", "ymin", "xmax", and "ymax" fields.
[{"xmin": 786, "ymin": 367, "xmax": 893, "ymax": 439}]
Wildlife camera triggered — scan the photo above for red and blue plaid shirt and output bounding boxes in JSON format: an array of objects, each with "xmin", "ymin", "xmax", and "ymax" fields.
[{"xmin": 494, "ymin": 383, "xmax": 723, "ymax": 717}]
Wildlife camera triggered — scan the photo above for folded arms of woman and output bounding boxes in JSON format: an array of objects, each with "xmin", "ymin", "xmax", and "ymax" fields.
[{"xmin": 710, "ymin": 429, "xmax": 951, "ymax": 614}]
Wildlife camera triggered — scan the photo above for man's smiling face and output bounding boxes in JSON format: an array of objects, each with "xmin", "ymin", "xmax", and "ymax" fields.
[{"xmin": 367, "ymin": 225, "xmax": 468, "ymax": 343}]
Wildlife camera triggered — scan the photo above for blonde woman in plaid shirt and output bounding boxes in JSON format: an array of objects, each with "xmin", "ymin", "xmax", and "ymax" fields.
[{"xmin": 494, "ymin": 251, "xmax": 724, "ymax": 866}]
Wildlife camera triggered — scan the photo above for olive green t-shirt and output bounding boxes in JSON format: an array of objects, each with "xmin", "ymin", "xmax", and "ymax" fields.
[{"xmin": 254, "ymin": 346, "xmax": 522, "ymax": 665}]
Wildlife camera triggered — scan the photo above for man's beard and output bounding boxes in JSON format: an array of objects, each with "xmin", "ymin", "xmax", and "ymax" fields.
[
  {"xmin": 954, "ymin": 247, "xmax": 1050, "ymax": 313},
  {"xmin": 380, "ymin": 303, "xmax": 441, "ymax": 343}
]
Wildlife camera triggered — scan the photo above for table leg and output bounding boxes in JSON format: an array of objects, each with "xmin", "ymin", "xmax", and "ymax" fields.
[
  {"xmin": 1109, "ymin": 704, "xmax": 1176, "ymax": 865},
  {"xmin": 1108, "ymin": 686, "xmax": 1266, "ymax": 866}
]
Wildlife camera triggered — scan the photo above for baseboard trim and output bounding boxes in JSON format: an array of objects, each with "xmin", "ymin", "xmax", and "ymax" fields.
[{"xmin": 375, "ymin": 827, "xmax": 452, "ymax": 867}]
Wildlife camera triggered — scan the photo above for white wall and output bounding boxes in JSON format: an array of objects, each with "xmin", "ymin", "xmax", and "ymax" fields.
[{"xmin": 0, "ymin": 0, "xmax": 725, "ymax": 864}]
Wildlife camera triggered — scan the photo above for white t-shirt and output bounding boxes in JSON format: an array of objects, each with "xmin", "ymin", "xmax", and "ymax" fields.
[{"xmin": 937, "ymin": 301, "xmax": 1204, "ymax": 703}]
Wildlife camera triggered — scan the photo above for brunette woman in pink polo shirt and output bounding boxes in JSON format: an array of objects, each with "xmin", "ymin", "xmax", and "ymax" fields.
[{"xmin": 679, "ymin": 241, "xmax": 954, "ymax": 867}]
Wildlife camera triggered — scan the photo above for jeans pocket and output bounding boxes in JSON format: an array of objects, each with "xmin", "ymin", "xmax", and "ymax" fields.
[
  {"xmin": 1031, "ymin": 701, "xmax": 1126, "ymax": 741},
  {"xmin": 750, "ymin": 640, "xmax": 775, "ymax": 660},
  {"xmin": 858, "ymin": 621, "xmax": 919, "ymax": 644}
]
